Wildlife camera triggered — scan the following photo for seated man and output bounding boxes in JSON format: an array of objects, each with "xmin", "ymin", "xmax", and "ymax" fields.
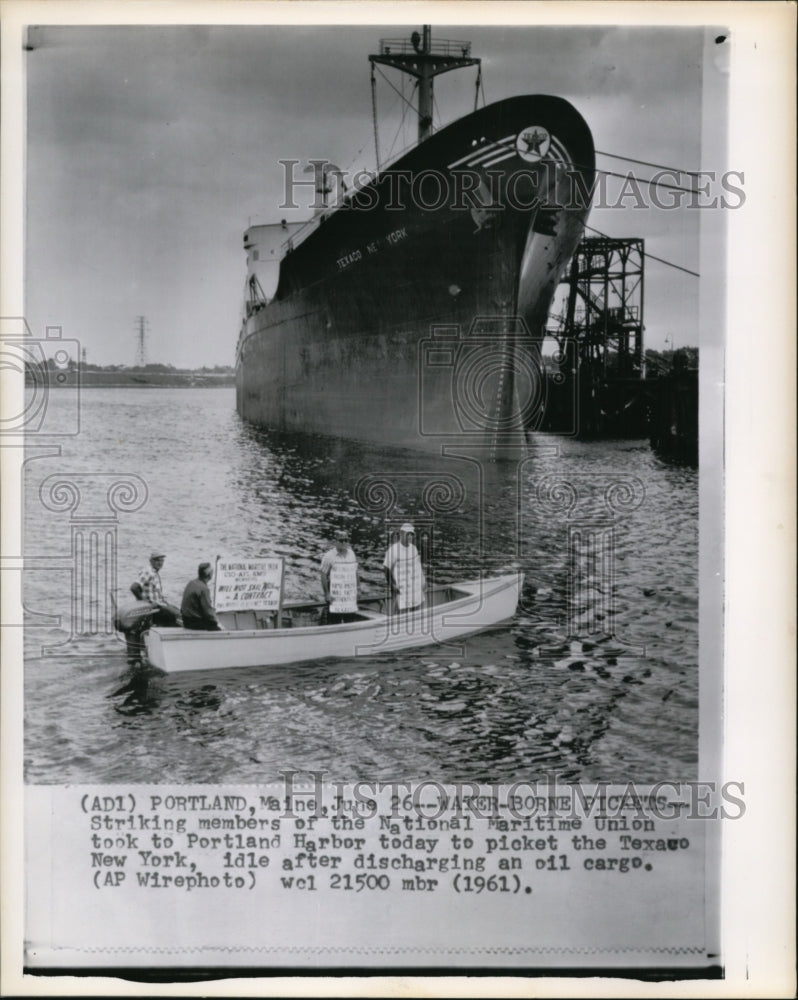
[
  {"xmin": 114, "ymin": 582, "xmax": 158, "ymax": 664},
  {"xmin": 180, "ymin": 562, "xmax": 223, "ymax": 631}
]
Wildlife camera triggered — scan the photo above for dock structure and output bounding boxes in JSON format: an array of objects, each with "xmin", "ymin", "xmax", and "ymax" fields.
[
  {"xmin": 545, "ymin": 237, "xmax": 647, "ymax": 437},
  {"xmin": 543, "ymin": 237, "xmax": 697, "ymax": 461},
  {"xmin": 647, "ymin": 351, "xmax": 698, "ymax": 464},
  {"xmin": 563, "ymin": 237, "xmax": 645, "ymax": 379}
]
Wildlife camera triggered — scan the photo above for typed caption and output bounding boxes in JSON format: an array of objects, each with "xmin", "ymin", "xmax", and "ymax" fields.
[{"xmin": 26, "ymin": 780, "xmax": 723, "ymax": 969}]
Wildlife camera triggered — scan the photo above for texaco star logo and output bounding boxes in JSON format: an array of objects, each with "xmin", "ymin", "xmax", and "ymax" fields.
[{"xmin": 516, "ymin": 125, "xmax": 551, "ymax": 163}]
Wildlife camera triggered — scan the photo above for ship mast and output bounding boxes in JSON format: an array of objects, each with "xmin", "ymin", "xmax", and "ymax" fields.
[{"xmin": 369, "ymin": 25, "xmax": 480, "ymax": 145}]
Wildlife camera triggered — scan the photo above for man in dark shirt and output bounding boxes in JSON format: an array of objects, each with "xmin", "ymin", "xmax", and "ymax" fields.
[{"xmin": 180, "ymin": 562, "xmax": 223, "ymax": 631}]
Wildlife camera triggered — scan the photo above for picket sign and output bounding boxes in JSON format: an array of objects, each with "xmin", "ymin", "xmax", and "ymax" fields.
[
  {"xmin": 328, "ymin": 560, "xmax": 358, "ymax": 613},
  {"xmin": 213, "ymin": 556, "xmax": 285, "ymax": 618}
]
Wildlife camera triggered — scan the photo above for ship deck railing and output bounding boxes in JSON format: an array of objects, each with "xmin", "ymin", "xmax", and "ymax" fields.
[{"xmin": 376, "ymin": 37, "xmax": 472, "ymax": 58}]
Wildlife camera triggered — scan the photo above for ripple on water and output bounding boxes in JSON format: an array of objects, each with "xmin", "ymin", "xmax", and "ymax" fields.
[{"xmin": 23, "ymin": 390, "xmax": 698, "ymax": 783}]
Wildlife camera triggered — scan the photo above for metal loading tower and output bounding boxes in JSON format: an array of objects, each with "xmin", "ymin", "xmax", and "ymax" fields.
[
  {"xmin": 563, "ymin": 237, "xmax": 644, "ymax": 377},
  {"xmin": 547, "ymin": 237, "xmax": 646, "ymax": 437}
]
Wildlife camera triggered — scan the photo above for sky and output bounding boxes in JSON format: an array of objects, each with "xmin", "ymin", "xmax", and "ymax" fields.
[{"xmin": 23, "ymin": 21, "xmax": 721, "ymax": 367}]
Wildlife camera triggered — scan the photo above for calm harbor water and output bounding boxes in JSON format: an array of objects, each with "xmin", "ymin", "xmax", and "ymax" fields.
[{"xmin": 23, "ymin": 388, "xmax": 697, "ymax": 784}]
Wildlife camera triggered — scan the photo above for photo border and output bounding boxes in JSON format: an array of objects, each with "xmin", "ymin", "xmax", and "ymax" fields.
[{"xmin": 2, "ymin": 1, "xmax": 795, "ymax": 996}]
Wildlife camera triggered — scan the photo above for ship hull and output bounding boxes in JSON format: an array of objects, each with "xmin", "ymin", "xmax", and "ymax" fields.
[{"xmin": 237, "ymin": 96, "xmax": 594, "ymax": 453}]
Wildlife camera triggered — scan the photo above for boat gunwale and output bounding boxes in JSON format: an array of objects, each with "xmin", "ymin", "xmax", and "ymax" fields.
[{"xmin": 147, "ymin": 573, "xmax": 521, "ymax": 645}]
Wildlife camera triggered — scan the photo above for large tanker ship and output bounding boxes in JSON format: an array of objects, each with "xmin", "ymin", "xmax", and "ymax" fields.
[{"xmin": 236, "ymin": 28, "xmax": 594, "ymax": 455}]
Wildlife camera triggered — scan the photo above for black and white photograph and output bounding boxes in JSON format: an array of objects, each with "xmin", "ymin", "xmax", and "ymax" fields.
[{"xmin": 1, "ymin": 1, "xmax": 794, "ymax": 993}]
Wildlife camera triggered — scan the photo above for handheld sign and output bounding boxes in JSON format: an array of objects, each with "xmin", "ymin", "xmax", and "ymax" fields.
[
  {"xmin": 328, "ymin": 560, "xmax": 358, "ymax": 613},
  {"xmin": 213, "ymin": 557, "xmax": 284, "ymax": 613}
]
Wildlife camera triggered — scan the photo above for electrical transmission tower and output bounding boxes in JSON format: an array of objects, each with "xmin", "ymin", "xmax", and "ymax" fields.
[{"xmin": 134, "ymin": 315, "xmax": 149, "ymax": 366}]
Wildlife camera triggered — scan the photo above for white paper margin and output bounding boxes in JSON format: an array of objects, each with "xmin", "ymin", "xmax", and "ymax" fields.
[{"xmin": 2, "ymin": 1, "xmax": 795, "ymax": 997}]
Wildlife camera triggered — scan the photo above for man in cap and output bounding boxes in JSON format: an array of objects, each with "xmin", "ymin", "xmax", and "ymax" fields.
[
  {"xmin": 320, "ymin": 529, "xmax": 359, "ymax": 623},
  {"xmin": 137, "ymin": 549, "xmax": 181, "ymax": 627},
  {"xmin": 384, "ymin": 523, "xmax": 425, "ymax": 612}
]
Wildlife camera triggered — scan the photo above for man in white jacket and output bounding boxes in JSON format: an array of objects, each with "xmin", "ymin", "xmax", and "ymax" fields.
[{"xmin": 383, "ymin": 523, "xmax": 425, "ymax": 611}]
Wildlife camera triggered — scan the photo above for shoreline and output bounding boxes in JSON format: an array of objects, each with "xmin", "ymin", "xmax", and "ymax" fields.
[{"xmin": 28, "ymin": 373, "xmax": 235, "ymax": 388}]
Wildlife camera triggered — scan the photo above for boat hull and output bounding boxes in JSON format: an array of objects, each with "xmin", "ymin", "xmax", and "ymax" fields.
[
  {"xmin": 144, "ymin": 574, "xmax": 522, "ymax": 673},
  {"xmin": 237, "ymin": 96, "xmax": 594, "ymax": 453}
]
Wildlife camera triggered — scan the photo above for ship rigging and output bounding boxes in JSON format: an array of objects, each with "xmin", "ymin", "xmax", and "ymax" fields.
[{"xmin": 369, "ymin": 25, "xmax": 482, "ymax": 165}]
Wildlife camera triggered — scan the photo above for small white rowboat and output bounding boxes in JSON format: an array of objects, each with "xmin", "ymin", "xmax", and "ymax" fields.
[{"xmin": 144, "ymin": 573, "xmax": 522, "ymax": 673}]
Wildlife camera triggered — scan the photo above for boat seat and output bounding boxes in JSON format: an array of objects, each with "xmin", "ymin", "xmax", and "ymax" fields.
[
  {"xmin": 233, "ymin": 610, "xmax": 258, "ymax": 630},
  {"xmin": 229, "ymin": 610, "xmax": 276, "ymax": 630},
  {"xmin": 218, "ymin": 610, "xmax": 278, "ymax": 631}
]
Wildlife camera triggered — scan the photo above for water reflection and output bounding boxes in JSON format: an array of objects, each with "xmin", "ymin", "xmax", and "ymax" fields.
[
  {"xmin": 232, "ymin": 424, "xmax": 541, "ymax": 590},
  {"xmin": 24, "ymin": 390, "xmax": 698, "ymax": 783},
  {"xmin": 107, "ymin": 664, "xmax": 166, "ymax": 716}
]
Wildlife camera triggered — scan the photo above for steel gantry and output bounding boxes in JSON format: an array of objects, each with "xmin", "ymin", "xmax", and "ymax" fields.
[{"xmin": 561, "ymin": 237, "xmax": 645, "ymax": 377}]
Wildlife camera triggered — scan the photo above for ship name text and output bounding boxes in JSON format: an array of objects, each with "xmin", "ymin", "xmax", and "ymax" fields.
[{"xmin": 336, "ymin": 227, "xmax": 408, "ymax": 271}]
